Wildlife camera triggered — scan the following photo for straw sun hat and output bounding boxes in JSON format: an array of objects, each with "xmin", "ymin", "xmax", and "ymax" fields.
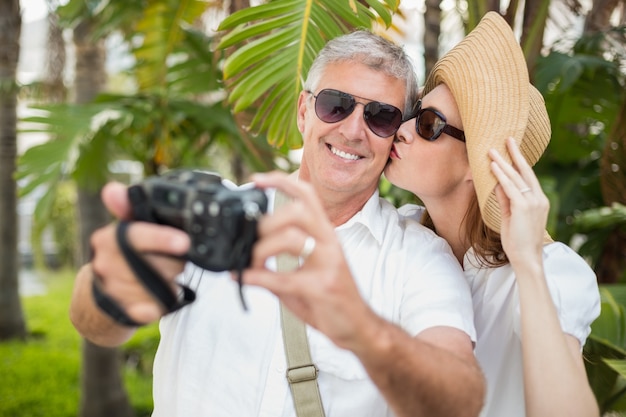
[{"xmin": 422, "ymin": 11, "xmax": 552, "ymax": 233}]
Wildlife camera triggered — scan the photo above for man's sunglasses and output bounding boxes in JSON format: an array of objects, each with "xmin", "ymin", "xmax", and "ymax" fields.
[
  {"xmin": 307, "ymin": 89, "xmax": 403, "ymax": 138},
  {"xmin": 409, "ymin": 100, "xmax": 466, "ymax": 142}
]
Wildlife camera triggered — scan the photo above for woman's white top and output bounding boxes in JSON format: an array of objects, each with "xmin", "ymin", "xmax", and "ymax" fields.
[{"xmin": 399, "ymin": 204, "xmax": 601, "ymax": 417}]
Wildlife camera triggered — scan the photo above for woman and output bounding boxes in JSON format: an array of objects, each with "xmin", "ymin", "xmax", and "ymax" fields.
[{"xmin": 385, "ymin": 12, "xmax": 601, "ymax": 417}]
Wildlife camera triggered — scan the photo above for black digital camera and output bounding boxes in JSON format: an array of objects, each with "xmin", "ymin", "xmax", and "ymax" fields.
[{"xmin": 127, "ymin": 169, "xmax": 268, "ymax": 272}]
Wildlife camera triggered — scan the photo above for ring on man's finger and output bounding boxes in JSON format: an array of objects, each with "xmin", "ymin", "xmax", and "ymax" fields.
[
  {"xmin": 299, "ymin": 236, "xmax": 316, "ymax": 260},
  {"xmin": 519, "ymin": 187, "xmax": 531, "ymax": 194}
]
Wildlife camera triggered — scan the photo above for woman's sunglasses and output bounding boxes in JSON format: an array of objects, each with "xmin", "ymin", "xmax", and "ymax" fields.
[
  {"xmin": 409, "ymin": 100, "xmax": 465, "ymax": 142},
  {"xmin": 307, "ymin": 89, "xmax": 403, "ymax": 138}
]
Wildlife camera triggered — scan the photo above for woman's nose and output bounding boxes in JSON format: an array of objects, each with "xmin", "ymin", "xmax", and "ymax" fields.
[{"xmin": 395, "ymin": 120, "xmax": 415, "ymax": 144}]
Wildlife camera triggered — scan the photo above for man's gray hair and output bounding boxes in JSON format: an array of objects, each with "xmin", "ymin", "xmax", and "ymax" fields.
[{"xmin": 303, "ymin": 30, "xmax": 418, "ymax": 116}]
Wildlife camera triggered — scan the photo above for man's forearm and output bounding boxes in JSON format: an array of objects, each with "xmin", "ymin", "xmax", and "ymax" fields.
[
  {"xmin": 353, "ymin": 318, "xmax": 485, "ymax": 417},
  {"xmin": 69, "ymin": 264, "xmax": 137, "ymax": 347}
]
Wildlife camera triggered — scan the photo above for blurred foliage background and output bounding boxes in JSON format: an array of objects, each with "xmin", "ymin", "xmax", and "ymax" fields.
[{"xmin": 0, "ymin": 0, "xmax": 624, "ymax": 416}]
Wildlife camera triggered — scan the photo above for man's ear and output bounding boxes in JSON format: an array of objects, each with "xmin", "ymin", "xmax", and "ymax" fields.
[{"xmin": 297, "ymin": 90, "xmax": 308, "ymax": 133}]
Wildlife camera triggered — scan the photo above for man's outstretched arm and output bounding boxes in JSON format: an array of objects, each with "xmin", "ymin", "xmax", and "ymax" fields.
[{"xmin": 69, "ymin": 182, "xmax": 190, "ymax": 346}]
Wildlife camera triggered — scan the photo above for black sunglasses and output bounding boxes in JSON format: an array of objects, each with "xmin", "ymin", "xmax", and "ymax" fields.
[
  {"xmin": 307, "ymin": 89, "xmax": 403, "ymax": 138},
  {"xmin": 409, "ymin": 100, "xmax": 465, "ymax": 142}
]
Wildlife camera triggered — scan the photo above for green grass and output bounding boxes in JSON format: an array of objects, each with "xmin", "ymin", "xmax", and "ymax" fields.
[{"xmin": 0, "ymin": 269, "xmax": 158, "ymax": 417}]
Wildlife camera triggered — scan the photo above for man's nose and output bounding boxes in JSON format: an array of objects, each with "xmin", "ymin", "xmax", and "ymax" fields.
[{"xmin": 339, "ymin": 102, "xmax": 369, "ymax": 138}]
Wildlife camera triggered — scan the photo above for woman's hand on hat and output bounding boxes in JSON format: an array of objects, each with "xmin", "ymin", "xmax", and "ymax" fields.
[{"xmin": 488, "ymin": 137, "xmax": 550, "ymax": 266}]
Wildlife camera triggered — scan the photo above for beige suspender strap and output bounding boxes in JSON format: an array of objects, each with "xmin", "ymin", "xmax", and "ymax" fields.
[
  {"xmin": 274, "ymin": 191, "xmax": 325, "ymax": 417},
  {"xmin": 278, "ymin": 273, "xmax": 326, "ymax": 416}
]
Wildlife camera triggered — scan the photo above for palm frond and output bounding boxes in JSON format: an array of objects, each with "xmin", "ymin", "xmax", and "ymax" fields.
[
  {"xmin": 17, "ymin": 104, "xmax": 109, "ymax": 195},
  {"xmin": 168, "ymin": 28, "xmax": 222, "ymax": 94},
  {"xmin": 133, "ymin": 0, "xmax": 209, "ymax": 91},
  {"xmin": 217, "ymin": 0, "xmax": 398, "ymax": 148},
  {"xmin": 17, "ymin": 103, "xmax": 111, "ymax": 226}
]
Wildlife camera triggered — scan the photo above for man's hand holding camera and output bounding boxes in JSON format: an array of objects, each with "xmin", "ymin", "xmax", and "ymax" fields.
[
  {"xmin": 242, "ymin": 171, "xmax": 379, "ymax": 352},
  {"xmin": 70, "ymin": 181, "xmax": 191, "ymax": 344},
  {"xmin": 76, "ymin": 169, "xmax": 373, "ymax": 351}
]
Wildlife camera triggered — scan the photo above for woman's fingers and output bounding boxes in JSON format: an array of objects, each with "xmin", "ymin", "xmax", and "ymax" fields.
[
  {"xmin": 489, "ymin": 138, "xmax": 538, "ymax": 197},
  {"xmin": 489, "ymin": 152, "xmax": 525, "ymax": 198},
  {"xmin": 489, "ymin": 137, "xmax": 550, "ymax": 261},
  {"xmin": 493, "ymin": 183, "xmax": 511, "ymax": 217},
  {"xmin": 505, "ymin": 137, "xmax": 542, "ymax": 190}
]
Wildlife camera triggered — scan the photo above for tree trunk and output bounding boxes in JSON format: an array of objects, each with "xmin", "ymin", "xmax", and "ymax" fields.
[
  {"xmin": 600, "ymin": 90, "xmax": 626, "ymax": 207},
  {"xmin": 423, "ymin": 0, "xmax": 442, "ymax": 82},
  {"xmin": 77, "ymin": 189, "xmax": 134, "ymax": 417},
  {"xmin": 45, "ymin": 1, "xmax": 67, "ymax": 103},
  {"xmin": 587, "ymin": 0, "xmax": 626, "ymax": 284},
  {"xmin": 0, "ymin": 0, "xmax": 26, "ymax": 341},
  {"xmin": 584, "ymin": 0, "xmax": 621, "ymax": 32},
  {"xmin": 74, "ymin": 19, "xmax": 134, "ymax": 417},
  {"xmin": 519, "ymin": 0, "xmax": 550, "ymax": 78},
  {"xmin": 597, "ymin": 64, "xmax": 626, "ymax": 284}
]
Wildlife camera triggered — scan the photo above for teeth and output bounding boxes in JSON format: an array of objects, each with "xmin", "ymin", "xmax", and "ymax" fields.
[{"xmin": 330, "ymin": 146, "xmax": 360, "ymax": 160}]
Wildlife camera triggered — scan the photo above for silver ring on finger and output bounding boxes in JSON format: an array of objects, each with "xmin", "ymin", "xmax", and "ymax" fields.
[
  {"xmin": 299, "ymin": 236, "xmax": 316, "ymax": 261},
  {"xmin": 519, "ymin": 187, "xmax": 531, "ymax": 194}
]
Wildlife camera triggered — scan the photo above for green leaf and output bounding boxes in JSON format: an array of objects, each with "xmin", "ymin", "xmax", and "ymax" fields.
[
  {"xmin": 588, "ymin": 287, "xmax": 626, "ymax": 353},
  {"xmin": 573, "ymin": 203, "xmax": 626, "ymax": 231},
  {"xmin": 223, "ymin": 26, "xmax": 299, "ymax": 81},
  {"xmin": 219, "ymin": 13, "xmax": 300, "ymax": 49},
  {"xmin": 605, "ymin": 359, "xmax": 626, "ymax": 379},
  {"xmin": 131, "ymin": 0, "xmax": 210, "ymax": 92},
  {"xmin": 217, "ymin": 0, "xmax": 302, "ymax": 32},
  {"xmin": 217, "ymin": 0, "xmax": 399, "ymax": 148},
  {"xmin": 32, "ymin": 184, "xmax": 60, "ymax": 229},
  {"xmin": 329, "ymin": 2, "xmax": 374, "ymax": 28},
  {"xmin": 230, "ymin": 56, "xmax": 295, "ymax": 111},
  {"xmin": 365, "ymin": 0, "xmax": 395, "ymax": 27},
  {"xmin": 17, "ymin": 103, "xmax": 108, "ymax": 199}
]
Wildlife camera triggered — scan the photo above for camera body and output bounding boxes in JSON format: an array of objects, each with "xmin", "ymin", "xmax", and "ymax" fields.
[{"xmin": 127, "ymin": 169, "xmax": 268, "ymax": 272}]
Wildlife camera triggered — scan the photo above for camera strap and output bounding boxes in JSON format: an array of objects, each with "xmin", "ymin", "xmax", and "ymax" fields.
[
  {"xmin": 92, "ymin": 221, "xmax": 196, "ymax": 327},
  {"xmin": 275, "ymin": 191, "xmax": 326, "ymax": 417}
]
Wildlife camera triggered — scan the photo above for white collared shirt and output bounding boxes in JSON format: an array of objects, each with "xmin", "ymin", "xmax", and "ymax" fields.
[
  {"xmin": 398, "ymin": 203, "xmax": 601, "ymax": 417},
  {"xmin": 465, "ymin": 243, "xmax": 600, "ymax": 417},
  {"xmin": 152, "ymin": 191, "xmax": 475, "ymax": 417}
]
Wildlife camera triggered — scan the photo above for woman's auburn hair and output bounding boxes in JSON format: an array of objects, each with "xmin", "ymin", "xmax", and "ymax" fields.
[{"xmin": 422, "ymin": 196, "xmax": 509, "ymax": 268}]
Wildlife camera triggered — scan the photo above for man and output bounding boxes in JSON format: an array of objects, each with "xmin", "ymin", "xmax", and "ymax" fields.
[{"xmin": 70, "ymin": 30, "xmax": 485, "ymax": 417}]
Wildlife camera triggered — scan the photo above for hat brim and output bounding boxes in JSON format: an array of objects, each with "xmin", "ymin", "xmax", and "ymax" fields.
[{"xmin": 423, "ymin": 12, "xmax": 544, "ymax": 233}]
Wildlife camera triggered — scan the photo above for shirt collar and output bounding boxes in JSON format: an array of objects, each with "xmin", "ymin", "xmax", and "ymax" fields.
[{"xmin": 336, "ymin": 189, "xmax": 385, "ymax": 245}]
